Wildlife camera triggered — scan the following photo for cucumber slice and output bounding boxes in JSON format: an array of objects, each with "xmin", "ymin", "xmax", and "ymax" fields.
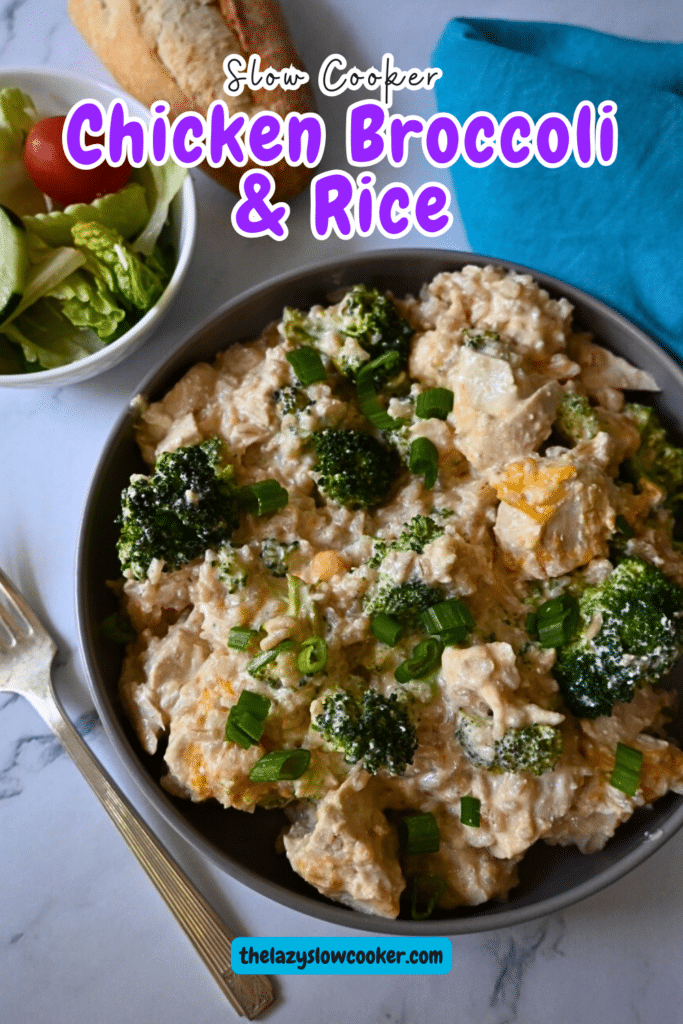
[{"xmin": 0, "ymin": 204, "xmax": 29, "ymax": 321}]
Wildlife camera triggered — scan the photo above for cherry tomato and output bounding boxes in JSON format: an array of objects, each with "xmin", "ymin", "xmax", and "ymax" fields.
[{"xmin": 23, "ymin": 115, "xmax": 132, "ymax": 206}]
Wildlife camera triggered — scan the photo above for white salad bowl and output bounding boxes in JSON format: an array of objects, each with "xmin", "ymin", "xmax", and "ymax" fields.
[{"xmin": 0, "ymin": 67, "xmax": 196, "ymax": 387}]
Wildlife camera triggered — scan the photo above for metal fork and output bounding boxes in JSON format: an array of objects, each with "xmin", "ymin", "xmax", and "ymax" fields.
[{"xmin": 0, "ymin": 567, "xmax": 274, "ymax": 1019}]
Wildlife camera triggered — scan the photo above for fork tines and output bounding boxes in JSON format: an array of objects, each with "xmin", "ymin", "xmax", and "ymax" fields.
[{"xmin": 0, "ymin": 569, "xmax": 35, "ymax": 649}]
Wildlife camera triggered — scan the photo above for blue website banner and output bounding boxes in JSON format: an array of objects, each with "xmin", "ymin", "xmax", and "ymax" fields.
[{"xmin": 231, "ymin": 937, "xmax": 452, "ymax": 975}]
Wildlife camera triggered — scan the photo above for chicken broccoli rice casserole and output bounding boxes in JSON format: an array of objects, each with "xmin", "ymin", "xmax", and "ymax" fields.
[{"xmin": 110, "ymin": 264, "xmax": 683, "ymax": 919}]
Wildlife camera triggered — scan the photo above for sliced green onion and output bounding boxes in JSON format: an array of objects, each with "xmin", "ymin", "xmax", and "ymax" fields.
[
  {"xmin": 371, "ymin": 612, "xmax": 403, "ymax": 647},
  {"xmin": 100, "ymin": 612, "xmax": 136, "ymax": 645},
  {"xmin": 611, "ymin": 769, "xmax": 640, "ymax": 797},
  {"xmin": 287, "ymin": 575, "xmax": 301, "ymax": 618},
  {"xmin": 409, "ymin": 437, "xmax": 439, "ymax": 489},
  {"xmin": 535, "ymin": 593, "xmax": 580, "ymax": 648},
  {"xmin": 359, "ymin": 393, "xmax": 399, "ymax": 430},
  {"xmin": 229, "ymin": 709, "xmax": 263, "ymax": 747},
  {"xmin": 249, "ymin": 748, "xmax": 311, "ymax": 782},
  {"xmin": 416, "ymin": 388, "xmax": 454, "ymax": 421},
  {"xmin": 362, "ymin": 351, "xmax": 401, "ymax": 373},
  {"xmin": 610, "ymin": 743, "xmax": 643, "ymax": 796},
  {"xmin": 460, "ymin": 795, "xmax": 481, "ymax": 827},
  {"xmin": 227, "ymin": 626, "xmax": 259, "ymax": 651},
  {"xmin": 224, "ymin": 690, "xmax": 271, "ymax": 748},
  {"xmin": 355, "ymin": 358, "xmax": 407, "ymax": 430},
  {"xmin": 410, "ymin": 874, "xmax": 447, "ymax": 921},
  {"xmin": 297, "ymin": 636, "xmax": 328, "ymax": 674},
  {"xmin": 356, "ymin": 350, "xmax": 402, "ymax": 387},
  {"xmin": 286, "ymin": 346, "xmax": 327, "ymax": 385},
  {"xmin": 356, "ymin": 378, "xmax": 401, "ymax": 430},
  {"xmin": 238, "ymin": 480, "xmax": 289, "ymax": 516},
  {"xmin": 399, "ymin": 813, "xmax": 440, "ymax": 854},
  {"xmin": 419, "ymin": 598, "xmax": 474, "ymax": 643},
  {"xmin": 614, "ymin": 743, "xmax": 643, "ymax": 772},
  {"xmin": 439, "ymin": 627, "xmax": 471, "ymax": 646},
  {"xmin": 394, "ymin": 637, "xmax": 443, "ymax": 682},
  {"xmin": 355, "ymin": 362, "xmax": 382, "ymax": 393},
  {"xmin": 237, "ymin": 690, "xmax": 271, "ymax": 718},
  {"xmin": 247, "ymin": 639, "xmax": 296, "ymax": 676},
  {"xmin": 393, "ymin": 662, "xmax": 413, "ymax": 684},
  {"xmin": 537, "ymin": 620, "xmax": 568, "ymax": 648}
]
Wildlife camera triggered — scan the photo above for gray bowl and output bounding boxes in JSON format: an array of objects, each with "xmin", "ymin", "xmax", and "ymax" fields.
[{"xmin": 76, "ymin": 249, "xmax": 683, "ymax": 935}]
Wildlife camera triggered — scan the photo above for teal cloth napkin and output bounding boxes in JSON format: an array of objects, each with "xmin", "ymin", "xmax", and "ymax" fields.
[{"xmin": 432, "ymin": 19, "xmax": 683, "ymax": 360}]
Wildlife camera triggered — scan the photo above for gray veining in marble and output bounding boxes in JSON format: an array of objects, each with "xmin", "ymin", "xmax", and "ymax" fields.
[
  {"xmin": 0, "ymin": 710, "xmax": 99, "ymax": 799},
  {"xmin": 484, "ymin": 917, "xmax": 566, "ymax": 1024},
  {"xmin": 3, "ymin": 3, "xmax": 683, "ymax": 1023}
]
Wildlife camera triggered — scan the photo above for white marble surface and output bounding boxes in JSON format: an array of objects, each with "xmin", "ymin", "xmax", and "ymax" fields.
[{"xmin": 3, "ymin": 2, "xmax": 683, "ymax": 1022}]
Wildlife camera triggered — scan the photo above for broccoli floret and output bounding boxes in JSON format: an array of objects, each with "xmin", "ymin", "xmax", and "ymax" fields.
[
  {"xmin": 281, "ymin": 307, "xmax": 316, "ymax": 346},
  {"xmin": 274, "ymin": 384, "xmax": 311, "ymax": 417},
  {"xmin": 456, "ymin": 712, "xmax": 497, "ymax": 769},
  {"xmin": 554, "ymin": 393, "xmax": 601, "ymax": 445},
  {"xmin": 117, "ymin": 438, "xmax": 239, "ymax": 579},
  {"xmin": 494, "ymin": 725, "xmax": 563, "ymax": 774},
  {"xmin": 313, "ymin": 687, "xmax": 417, "ymax": 775},
  {"xmin": 363, "ymin": 577, "xmax": 443, "ymax": 627},
  {"xmin": 456, "ymin": 712, "xmax": 562, "ymax": 775},
  {"xmin": 307, "ymin": 283, "xmax": 414, "ymax": 382},
  {"xmin": 622, "ymin": 403, "xmax": 683, "ymax": 513},
  {"xmin": 369, "ymin": 515, "xmax": 445, "ymax": 568},
  {"xmin": 248, "ymin": 667, "xmax": 283, "ymax": 689},
  {"xmin": 462, "ymin": 329, "xmax": 503, "ymax": 354},
  {"xmin": 313, "ymin": 428, "xmax": 398, "ymax": 509},
  {"xmin": 212, "ymin": 544, "xmax": 247, "ymax": 593},
  {"xmin": 274, "ymin": 385, "xmax": 313, "ymax": 439},
  {"xmin": 337, "ymin": 285, "xmax": 413, "ymax": 365},
  {"xmin": 313, "ymin": 689, "xmax": 364, "ymax": 762},
  {"xmin": 368, "ymin": 515, "xmax": 445, "ymax": 568},
  {"xmin": 554, "ymin": 557, "xmax": 683, "ymax": 718},
  {"xmin": 260, "ymin": 538, "xmax": 299, "ymax": 577},
  {"xmin": 283, "ymin": 286, "xmax": 414, "ymax": 381},
  {"xmin": 367, "ymin": 541, "xmax": 388, "ymax": 570},
  {"xmin": 398, "ymin": 514, "xmax": 445, "ymax": 553},
  {"xmin": 361, "ymin": 690, "xmax": 417, "ymax": 774},
  {"xmin": 382, "ymin": 419, "xmax": 413, "ymax": 466}
]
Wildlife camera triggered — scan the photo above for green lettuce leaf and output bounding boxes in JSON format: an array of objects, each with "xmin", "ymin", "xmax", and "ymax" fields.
[
  {"xmin": 1, "ymin": 297, "xmax": 105, "ymax": 369},
  {"xmin": 71, "ymin": 221, "xmax": 165, "ymax": 311},
  {"xmin": 23, "ymin": 183, "xmax": 150, "ymax": 247},
  {"xmin": 131, "ymin": 160, "xmax": 186, "ymax": 256},
  {"xmin": 0, "ymin": 87, "xmax": 45, "ymax": 215},
  {"xmin": 48, "ymin": 269, "xmax": 126, "ymax": 339},
  {"xmin": 0, "ymin": 245, "xmax": 86, "ymax": 329},
  {"xmin": 144, "ymin": 240, "xmax": 176, "ymax": 281}
]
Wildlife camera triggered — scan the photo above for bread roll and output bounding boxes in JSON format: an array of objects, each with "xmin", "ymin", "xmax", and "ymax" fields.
[{"xmin": 68, "ymin": 0, "xmax": 317, "ymax": 200}]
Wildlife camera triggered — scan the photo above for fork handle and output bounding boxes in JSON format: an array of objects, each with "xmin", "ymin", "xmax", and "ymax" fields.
[{"xmin": 25, "ymin": 681, "xmax": 273, "ymax": 1020}]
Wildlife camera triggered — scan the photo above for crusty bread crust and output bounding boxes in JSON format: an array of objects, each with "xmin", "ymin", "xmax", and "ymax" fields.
[
  {"xmin": 69, "ymin": 0, "xmax": 194, "ymax": 118},
  {"xmin": 220, "ymin": 0, "xmax": 314, "ymax": 118},
  {"xmin": 68, "ymin": 0, "xmax": 316, "ymax": 199}
]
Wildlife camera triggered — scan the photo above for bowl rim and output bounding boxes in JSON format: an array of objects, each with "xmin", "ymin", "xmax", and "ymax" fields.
[
  {"xmin": 0, "ymin": 65, "xmax": 197, "ymax": 387},
  {"xmin": 76, "ymin": 247, "xmax": 683, "ymax": 935}
]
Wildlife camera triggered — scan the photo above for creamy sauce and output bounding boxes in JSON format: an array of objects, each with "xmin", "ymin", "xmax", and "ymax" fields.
[{"xmin": 115, "ymin": 266, "xmax": 683, "ymax": 918}]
